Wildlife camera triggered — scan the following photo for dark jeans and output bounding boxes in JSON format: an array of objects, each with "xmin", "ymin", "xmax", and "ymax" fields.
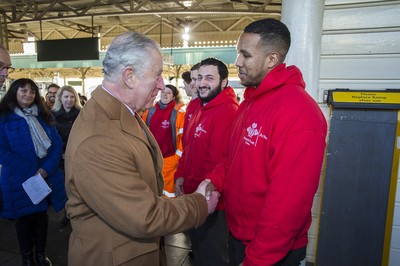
[
  {"xmin": 228, "ymin": 233, "xmax": 306, "ymax": 266},
  {"xmin": 15, "ymin": 211, "xmax": 48, "ymax": 256},
  {"xmin": 189, "ymin": 210, "xmax": 229, "ymax": 266}
]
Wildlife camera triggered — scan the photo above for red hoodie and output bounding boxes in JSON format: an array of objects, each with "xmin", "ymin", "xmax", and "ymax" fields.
[
  {"xmin": 208, "ymin": 64, "xmax": 327, "ymax": 265},
  {"xmin": 175, "ymin": 86, "xmax": 238, "ymax": 210},
  {"xmin": 182, "ymin": 97, "xmax": 202, "ymax": 148}
]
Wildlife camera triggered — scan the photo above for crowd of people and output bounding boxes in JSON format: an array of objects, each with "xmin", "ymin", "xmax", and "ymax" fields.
[{"xmin": 0, "ymin": 17, "xmax": 327, "ymax": 266}]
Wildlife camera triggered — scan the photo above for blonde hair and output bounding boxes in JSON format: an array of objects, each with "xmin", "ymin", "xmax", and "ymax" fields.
[{"xmin": 52, "ymin": 85, "xmax": 82, "ymax": 112}]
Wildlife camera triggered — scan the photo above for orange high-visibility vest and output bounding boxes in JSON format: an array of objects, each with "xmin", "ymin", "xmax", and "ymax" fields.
[{"xmin": 142, "ymin": 104, "xmax": 185, "ymax": 197}]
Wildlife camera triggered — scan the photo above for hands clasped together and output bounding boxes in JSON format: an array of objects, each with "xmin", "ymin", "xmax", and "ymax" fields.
[
  {"xmin": 196, "ymin": 179, "xmax": 219, "ymax": 214},
  {"xmin": 176, "ymin": 178, "xmax": 219, "ymax": 214}
]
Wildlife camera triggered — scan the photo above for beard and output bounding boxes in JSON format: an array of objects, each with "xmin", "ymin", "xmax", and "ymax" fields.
[{"xmin": 197, "ymin": 81, "xmax": 223, "ymax": 103}]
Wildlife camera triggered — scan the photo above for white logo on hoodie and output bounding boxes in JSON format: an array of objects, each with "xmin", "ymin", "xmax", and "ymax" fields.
[
  {"xmin": 244, "ymin": 122, "xmax": 268, "ymax": 146},
  {"xmin": 161, "ymin": 120, "xmax": 170, "ymax": 129},
  {"xmin": 194, "ymin": 123, "xmax": 207, "ymax": 137}
]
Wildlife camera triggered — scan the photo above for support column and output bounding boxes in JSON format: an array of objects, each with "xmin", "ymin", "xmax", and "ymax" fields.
[
  {"xmin": 0, "ymin": 12, "xmax": 9, "ymax": 49},
  {"xmin": 281, "ymin": 0, "xmax": 325, "ymax": 99},
  {"xmin": 281, "ymin": 2, "xmax": 326, "ymax": 265}
]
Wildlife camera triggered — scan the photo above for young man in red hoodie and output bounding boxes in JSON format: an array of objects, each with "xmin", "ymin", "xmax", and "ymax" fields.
[
  {"xmin": 175, "ymin": 57, "xmax": 239, "ymax": 265},
  {"xmin": 182, "ymin": 63, "xmax": 201, "ymax": 148},
  {"xmin": 206, "ymin": 19, "xmax": 328, "ymax": 266}
]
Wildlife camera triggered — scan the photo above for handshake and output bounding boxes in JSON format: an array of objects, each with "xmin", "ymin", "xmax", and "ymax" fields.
[{"xmin": 195, "ymin": 179, "xmax": 220, "ymax": 214}]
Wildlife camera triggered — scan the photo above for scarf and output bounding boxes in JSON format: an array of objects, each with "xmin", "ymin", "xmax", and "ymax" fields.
[
  {"xmin": 158, "ymin": 101, "xmax": 169, "ymax": 110},
  {"xmin": 14, "ymin": 105, "xmax": 52, "ymax": 158}
]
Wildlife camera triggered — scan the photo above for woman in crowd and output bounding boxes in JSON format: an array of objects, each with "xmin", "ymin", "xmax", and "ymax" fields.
[
  {"xmin": 52, "ymin": 85, "xmax": 81, "ymax": 228},
  {"xmin": 52, "ymin": 85, "xmax": 82, "ymax": 171},
  {"xmin": 142, "ymin": 84, "xmax": 185, "ymax": 197},
  {"xmin": 0, "ymin": 78, "xmax": 66, "ymax": 266}
]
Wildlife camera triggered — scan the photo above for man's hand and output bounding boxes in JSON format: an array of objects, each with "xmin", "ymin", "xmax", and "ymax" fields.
[
  {"xmin": 207, "ymin": 191, "xmax": 220, "ymax": 214},
  {"xmin": 205, "ymin": 182, "xmax": 216, "ymax": 201},
  {"xmin": 196, "ymin": 179, "xmax": 220, "ymax": 214},
  {"xmin": 196, "ymin": 179, "xmax": 211, "ymax": 197},
  {"xmin": 175, "ymin": 177, "xmax": 185, "ymax": 197}
]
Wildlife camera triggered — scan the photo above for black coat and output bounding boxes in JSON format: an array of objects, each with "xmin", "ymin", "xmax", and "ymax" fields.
[{"xmin": 52, "ymin": 106, "xmax": 80, "ymax": 170}]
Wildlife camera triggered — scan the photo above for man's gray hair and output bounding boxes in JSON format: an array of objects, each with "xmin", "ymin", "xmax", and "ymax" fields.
[{"xmin": 102, "ymin": 32, "xmax": 161, "ymax": 82}]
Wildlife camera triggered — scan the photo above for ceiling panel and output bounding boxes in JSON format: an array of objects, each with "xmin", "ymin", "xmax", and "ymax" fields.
[{"xmin": 0, "ymin": 0, "xmax": 281, "ymax": 79}]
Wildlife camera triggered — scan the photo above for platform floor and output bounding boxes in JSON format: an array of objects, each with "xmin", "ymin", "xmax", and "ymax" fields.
[{"xmin": 0, "ymin": 208, "xmax": 194, "ymax": 266}]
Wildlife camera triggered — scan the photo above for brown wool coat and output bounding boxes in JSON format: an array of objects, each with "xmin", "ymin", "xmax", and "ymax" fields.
[{"xmin": 65, "ymin": 86, "xmax": 208, "ymax": 266}]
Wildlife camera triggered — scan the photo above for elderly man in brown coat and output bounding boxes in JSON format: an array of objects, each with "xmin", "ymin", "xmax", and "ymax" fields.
[{"xmin": 65, "ymin": 32, "xmax": 219, "ymax": 266}]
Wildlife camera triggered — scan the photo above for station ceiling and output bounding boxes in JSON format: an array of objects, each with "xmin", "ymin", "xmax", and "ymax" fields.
[{"xmin": 0, "ymin": 0, "xmax": 282, "ymax": 79}]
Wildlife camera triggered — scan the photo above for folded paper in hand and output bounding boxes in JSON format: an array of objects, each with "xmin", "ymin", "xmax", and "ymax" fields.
[{"xmin": 22, "ymin": 173, "xmax": 52, "ymax": 205}]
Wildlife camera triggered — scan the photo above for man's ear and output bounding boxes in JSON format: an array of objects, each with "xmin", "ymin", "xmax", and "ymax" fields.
[
  {"xmin": 266, "ymin": 52, "xmax": 280, "ymax": 69},
  {"xmin": 221, "ymin": 78, "xmax": 228, "ymax": 89},
  {"xmin": 123, "ymin": 67, "xmax": 136, "ymax": 88}
]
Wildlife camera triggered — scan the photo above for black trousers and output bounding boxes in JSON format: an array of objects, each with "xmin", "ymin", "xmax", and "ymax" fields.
[
  {"xmin": 15, "ymin": 211, "xmax": 48, "ymax": 256},
  {"xmin": 228, "ymin": 233, "xmax": 306, "ymax": 266},
  {"xmin": 189, "ymin": 210, "xmax": 229, "ymax": 266}
]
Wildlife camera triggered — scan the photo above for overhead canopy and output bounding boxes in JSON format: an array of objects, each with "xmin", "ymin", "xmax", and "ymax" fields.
[{"xmin": 1, "ymin": 0, "xmax": 281, "ymax": 79}]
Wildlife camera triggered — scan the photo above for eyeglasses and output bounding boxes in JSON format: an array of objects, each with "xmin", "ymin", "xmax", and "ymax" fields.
[{"xmin": 0, "ymin": 63, "xmax": 15, "ymax": 72}]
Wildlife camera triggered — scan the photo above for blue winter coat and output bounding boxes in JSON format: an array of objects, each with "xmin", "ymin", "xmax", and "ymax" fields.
[{"xmin": 0, "ymin": 112, "xmax": 67, "ymax": 219}]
